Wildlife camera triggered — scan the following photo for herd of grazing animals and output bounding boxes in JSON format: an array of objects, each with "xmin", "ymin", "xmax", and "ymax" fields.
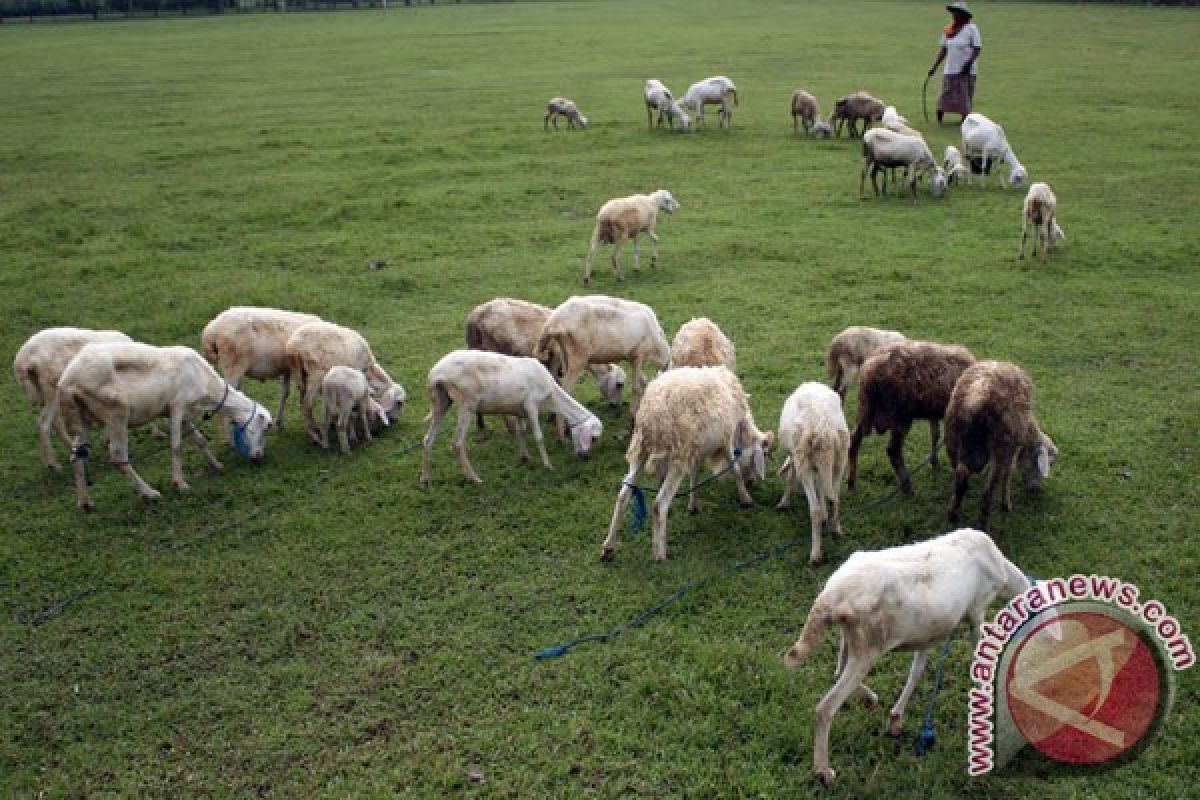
[{"xmin": 14, "ymin": 75, "xmax": 1075, "ymax": 790}]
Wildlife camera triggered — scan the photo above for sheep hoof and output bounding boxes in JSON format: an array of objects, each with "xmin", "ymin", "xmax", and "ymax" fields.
[
  {"xmin": 738, "ymin": 499, "xmax": 753, "ymax": 509},
  {"xmin": 469, "ymin": 476, "xmax": 484, "ymax": 485},
  {"xmin": 775, "ymin": 500, "xmax": 790, "ymax": 511},
  {"xmin": 861, "ymin": 690, "xmax": 879, "ymax": 710},
  {"xmin": 600, "ymin": 548, "xmax": 615, "ymax": 562},
  {"xmin": 947, "ymin": 510, "xmax": 961, "ymax": 524},
  {"xmin": 809, "ymin": 555, "xmax": 823, "ymax": 567},
  {"xmin": 46, "ymin": 461, "xmax": 62, "ymax": 472},
  {"xmin": 172, "ymin": 480, "xmax": 190, "ymax": 492},
  {"xmin": 209, "ymin": 460, "xmax": 225, "ymax": 473},
  {"xmin": 79, "ymin": 500, "xmax": 96, "ymax": 513},
  {"xmin": 142, "ymin": 488, "xmax": 162, "ymax": 502},
  {"xmin": 814, "ymin": 767, "xmax": 836, "ymax": 787},
  {"xmin": 887, "ymin": 718, "xmax": 904, "ymax": 738}
]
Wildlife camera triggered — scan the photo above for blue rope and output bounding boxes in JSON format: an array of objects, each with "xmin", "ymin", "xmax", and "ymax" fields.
[
  {"xmin": 915, "ymin": 634, "xmax": 956, "ymax": 756},
  {"xmin": 622, "ymin": 448, "xmax": 743, "ymax": 538}
]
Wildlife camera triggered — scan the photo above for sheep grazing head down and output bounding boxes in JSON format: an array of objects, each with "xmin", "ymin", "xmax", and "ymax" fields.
[
  {"xmin": 578, "ymin": 114, "xmax": 589, "ymax": 129},
  {"xmin": 1010, "ymin": 164, "xmax": 1028, "ymax": 190},
  {"xmin": 652, "ymin": 189, "xmax": 680, "ymax": 214},
  {"xmin": 596, "ymin": 365, "xmax": 626, "ymax": 407},
  {"xmin": 378, "ymin": 383, "xmax": 407, "ymax": 422},
  {"xmin": 811, "ymin": 121, "xmax": 833, "ymax": 139},
  {"xmin": 235, "ymin": 405, "xmax": 273, "ymax": 461},
  {"xmin": 930, "ymin": 167, "xmax": 949, "ymax": 198},
  {"xmin": 571, "ymin": 415, "xmax": 604, "ymax": 457},
  {"xmin": 677, "ymin": 110, "xmax": 692, "ymax": 131},
  {"xmin": 1018, "ymin": 432, "xmax": 1058, "ymax": 491}
]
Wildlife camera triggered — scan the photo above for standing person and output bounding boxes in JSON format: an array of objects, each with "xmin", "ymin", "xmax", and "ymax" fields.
[{"xmin": 928, "ymin": 2, "xmax": 981, "ymax": 124}]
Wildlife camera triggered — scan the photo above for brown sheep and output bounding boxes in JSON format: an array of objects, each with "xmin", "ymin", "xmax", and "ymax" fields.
[
  {"xmin": 846, "ymin": 340, "xmax": 976, "ymax": 493},
  {"xmin": 829, "ymin": 91, "xmax": 885, "ymax": 138}
]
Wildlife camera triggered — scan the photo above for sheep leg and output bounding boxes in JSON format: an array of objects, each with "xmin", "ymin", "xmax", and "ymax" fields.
[
  {"xmin": 275, "ymin": 374, "xmax": 291, "ymax": 429},
  {"xmin": 846, "ymin": 418, "xmax": 869, "ymax": 490},
  {"xmin": 36, "ymin": 398, "xmax": 63, "ymax": 470},
  {"xmin": 886, "ymin": 425, "xmax": 914, "ymax": 494},
  {"xmin": 301, "ymin": 371, "xmax": 323, "ymax": 444},
  {"xmin": 651, "ymin": 466, "xmax": 686, "ymax": 562},
  {"xmin": 69, "ymin": 431, "xmax": 95, "ymax": 511},
  {"xmin": 582, "ymin": 234, "xmax": 601, "ymax": 287},
  {"xmin": 828, "ymin": 449, "xmax": 846, "ymax": 536},
  {"xmin": 601, "ymin": 458, "xmax": 645, "ymax": 560},
  {"xmin": 110, "ymin": 415, "xmax": 160, "ymax": 501},
  {"xmin": 524, "ymin": 402, "xmax": 553, "ymax": 470},
  {"xmin": 419, "ymin": 386, "xmax": 452, "ymax": 486},
  {"xmin": 835, "ymin": 635, "xmax": 878, "ymax": 708},
  {"xmin": 1040, "ymin": 221, "xmax": 1051, "ymax": 261},
  {"xmin": 948, "ymin": 463, "xmax": 971, "ymax": 524},
  {"xmin": 813, "ymin": 644, "xmax": 877, "ymax": 786},
  {"xmin": 798, "ymin": 468, "xmax": 827, "ymax": 565},
  {"xmin": 888, "ymin": 650, "xmax": 930, "ymax": 737},
  {"xmin": 776, "ymin": 456, "xmax": 795, "ymax": 509},
  {"xmin": 870, "ymin": 165, "xmax": 883, "ymax": 198},
  {"xmin": 186, "ymin": 420, "xmax": 223, "ymax": 472},
  {"xmin": 611, "ymin": 238, "xmax": 625, "ymax": 282},
  {"xmin": 359, "ymin": 404, "xmax": 374, "ymax": 443},
  {"xmin": 628, "ymin": 358, "xmax": 646, "ymax": 420},
  {"xmin": 647, "ymin": 106, "xmax": 654, "ymax": 129},
  {"xmin": 647, "ymin": 230, "xmax": 660, "ymax": 266},
  {"xmin": 1018, "ymin": 218, "xmax": 1029, "ymax": 260},
  {"xmin": 451, "ymin": 405, "xmax": 483, "ymax": 484},
  {"xmin": 928, "ymin": 420, "xmax": 940, "ymax": 468},
  {"xmin": 630, "ymin": 235, "xmax": 640, "ymax": 273},
  {"xmin": 859, "ymin": 159, "xmax": 870, "ymax": 198},
  {"xmin": 318, "ymin": 397, "xmax": 333, "ymax": 450},
  {"xmin": 732, "ymin": 456, "xmax": 755, "ymax": 508},
  {"xmin": 686, "ymin": 468, "xmax": 701, "ymax": 514},
  {"xmin": 555, "ymin": 368, "xmax": 584, "ymax": 440},
  {"xmin": 167, "ymin": 410, "xmax": 193, "ymax": 491},
  {"xmin": 336, "ymin": 409, "xmax": 352, "ymax": 454}
]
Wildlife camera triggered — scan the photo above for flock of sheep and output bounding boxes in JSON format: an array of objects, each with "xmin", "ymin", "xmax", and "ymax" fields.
[{"xmin": 13, "ymin": 75, "xmax": 1073, "ymax": 790}]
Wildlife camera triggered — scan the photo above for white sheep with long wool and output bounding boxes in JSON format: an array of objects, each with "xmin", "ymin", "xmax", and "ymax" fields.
[
  {"xmin": 14, "ymin": 327, "xmax": 135, "ymax": 470},
  {"xmin": 783, "ymin": 528, "xmax": 1048, "ymax": 785},
  {"xmin": 582, "ymin": 189, "xmax": 680, "ymax": 286},
  {"xmin": 860, "ymin": 128, "xmax": 947, "ymax": 200},
  {"xmin": 319, "ymin": 365, "xmax": 389, "ymax": 454},
  {"xmin": 824, "ymin": 325, "xmax": 907, "ymax": 400},
  {"xmin": 284, "ymin": 320, "xmax": 405, "ymax": 445},
  {"xmin": 534, "ymin": 295, "xmax": 670, "ymax": 422},
  {"xmin": 601, "ymin": 366, "xmax": 773, "ymax": 562},
  {"xmin": 544, "ymin": 96, "xmax": 588, "ymax": 130},
  {"xmin": 419, "ymin": 350, "xmax": 602, "ymax": 485},
  {"xmin": 1018, "ymin": 182, "xmax": 1065, "ymax": 261},
  {"xmin": 961, "ymin": 112, "xmax": 1027, "ymax": 189},
  {"xmin": 776, "ymin": 383, "xmax": 849, "ymax": 565},
  {"xmin": 56, "ymin": 342, "xmax": 272, "ymax": 511},
  {"xmin": 644, "ymin": 79, "xmax": 690, "ymax": 130},
  {"xmin": 669, "ymin": 317, "xmax": 736, "ymax": 371},
  {"xmin": 680, "ymin": 75, "xmax": 738, "ymax": 129}
]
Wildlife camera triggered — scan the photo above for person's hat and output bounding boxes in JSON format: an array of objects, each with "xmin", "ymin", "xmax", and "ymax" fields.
[{"xmin": 946, "ymin": 1, "xmax": 973, "ymax": 16}]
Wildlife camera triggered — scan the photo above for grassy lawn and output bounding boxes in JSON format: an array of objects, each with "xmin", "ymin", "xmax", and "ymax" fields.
[{"xmin": 1, "ymin": 1, "xmax": 1197, "ymax": 796}]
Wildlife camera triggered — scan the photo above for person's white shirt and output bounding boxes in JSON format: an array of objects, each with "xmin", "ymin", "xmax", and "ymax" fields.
[{"xmin": 940, "ymin": 23, "xmax": 982, "ymax": 75}]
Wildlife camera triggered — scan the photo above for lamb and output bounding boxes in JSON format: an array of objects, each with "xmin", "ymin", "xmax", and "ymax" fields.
[
  {"xmin": 582, "ymin": 189, "xmax": 680, "ymax": 286},
  {"xmin": 783, "ymin": 528, "xmax": 1041, "ymax": 785},
  {"xmin": 13, "ymin": 326, "xmax": 135, "ymax": 470},
  {"xmin": 961, "ymin": 112, "xmax": 1027, "ymax": 189},
  {"xmin": 644, "ymin": 79, "xmax": 691, "ymax": 130},
  {"xmin": 419, "ymin": 350, "xmax": 603, "ymax": 485},
  {"xmin": 942, "ymin": 145, "xmax": 970, "ymax": 186},
  {"xmin": 860, "ymin": 128, "xmax": 948, "ymax": 200},
  {"xmin": 544, "ymin": 96, "xmax": 588, "ymax": 130},
  {"xmin": 776, "ymin": 383, "xmax": 850, "ymax": 565},
  {"xmin": 319, "ymin": 365, "xmax": 389, "ymax": 454},
  {"xmin": 1018, "ymin": 182, "xmax": 1065, "ymax": 261},
  {"xmin": 680, "ymin": 75, "xmax": 738, "ymax": 129},
  {"xmin": 945, "ymin": 361, "xmax": 1058, "ymax": 532},
  {"xmin": 791, "ymin": 89, "xmax": 822, "ymax": 135},
  {"xmin": 200, "ymin": 306, "xmax": 321, "ymax": 438},
  {"xmin": 534, "ymin": 295, "xmax": 671, "ymax": 421},
  {"xmin": 669, "ymin": 317, "xmax": 736, "ymax": 371},
  {"xmin": 284, "ymin": 320, "xmax": 405, "ymax": 445},
  {"xmin": 601, "ymin": 366, "xmax": 773, "ymax": 562},
  {"xmin": 56, "ymin": 342, "xmax": 272, "ymax": 511},
  {"xmin": 829, "ymin": 91, "xmax": 884, "ymax": 138},
  {"xmin": 824, "ymin": 325, "xmax": 907, "ymax": 400},
  {"xmin": 464, "ymin": 297, "xmax": 626, "ymax": 409},
  {"xmin": 846, "ymin": 340, "xmax": 977, "ymax": 493}
]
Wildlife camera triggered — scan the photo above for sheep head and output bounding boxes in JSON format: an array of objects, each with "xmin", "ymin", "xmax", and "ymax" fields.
[
  {"xmin": 929, "ymin": 166, "xmax": 948, "ymax": 198},
  {"xmin": 234, "ymin": 402, "xmax": 272, "ymax": 461},
  {"xmin": 675, "ymin": 109, "xmax": 692, "ymax": 131},
  {"xmin": 1018, "ymin": 431, "xmax": 1058, "ymax": 491},
  {"xmin": 570, "ymin": 414, "xmax": 603, "ymax": 457},
  {"xmin": 652, "ymin": 190, "xmax": 679, "ymax": 214},
  {"xmin": 811, "ymin": 121, "xmax": 833, "ymax": 138},
  {"xmin": 595, "ymin": 364, "xmax": 626, "ymax": 407},
  {"xmin": 1051, "ymin": 221, "xmax": 1066, "ymax": 244}
]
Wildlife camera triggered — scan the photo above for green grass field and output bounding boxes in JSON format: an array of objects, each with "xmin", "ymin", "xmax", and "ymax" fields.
[{"xmin": 2, "ymin": 1, "xmax": 1197, "ymax": 796}]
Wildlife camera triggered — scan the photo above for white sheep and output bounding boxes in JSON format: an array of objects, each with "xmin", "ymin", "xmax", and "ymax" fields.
[
  {"xmin": 783, "ymin": 528, "xmax": 1041, "ymax": 785},
  {"xmin": 284, "ymin": 320, "xmax": 405, "ymax": 445},
  {"xmin": 669, "ymin": 317, "xmax": 736, "ymax": 371},
  {"xmin": 860, "ymin": 128, "xmax": 947, "ymax": 200},
  {"xmin": 56, "ymin": 342, "xmax": 272, "ymax": 511},
  {"xmin": 880, "ymin": 105, "xmax": 920, "ymax": 137},
  {"xmin": 1018, "ymin": 182, "xmax": 1065, "ymax": 261},
  {"xmin": 680, "ymin": 75, "xmax": 738, "ymax": 129},
  {"xmin": 942, "ymin": 145, "xmax": 970, "ymax": 186},
  {"xmin": 544, "ymin": 96, "xmax": 588, "ymax": 130},
  {"xmin": 824, "ymin": 325, "xmax": 907, "ymax": 400},
  {"xmin": 319, "ymin": 365, "xmax": 389, "ymax": 454},
  {"xmin": 200, "ymin": 306, "xmax": 321, "ymax": 438},
  {"xmin": 961, "ymin": 112, "xmax": 1027, "ymax": 189},
  {"xmin": 534, "ymin": 294, "xmax": 671, "ymax": 421},
  {"xmin": 419, "ymin": 350, "xmax": 603, "ymax": 485},
  {"xmin": 776, "ymin": 383, "xmax": 849, "ymax": 565},
  {"xmin": 644, "ymin": 79, "xmax": 690, "ymax": 130},
  {"xmin": 582, "ymin": 189, "xmax": 680, "ymax": 286},
  {"xmin": 601, "ymin": 366, "xmax": 773, "ymax": 562},
  {"xmin": 13, "ymin": 326, "xmax": 134, "ymax": 470}
]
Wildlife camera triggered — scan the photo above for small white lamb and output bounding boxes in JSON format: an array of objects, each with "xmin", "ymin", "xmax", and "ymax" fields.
[
  {"xmin": 1018, "ymin": 182, "xmax": 1065, "ymax": 261},
  {"xmin": 320, "ymin": 365, "xmax": 389, "ymax": 453}
]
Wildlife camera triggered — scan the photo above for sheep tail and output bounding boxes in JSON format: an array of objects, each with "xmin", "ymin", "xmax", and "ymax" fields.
[
  {"xmin": 424, "ymin": 380, "xmax": 451, "ymax": 426},
  {"xmin": 784, "ymin": 597, "xmax": 832, "ymax": 668}
]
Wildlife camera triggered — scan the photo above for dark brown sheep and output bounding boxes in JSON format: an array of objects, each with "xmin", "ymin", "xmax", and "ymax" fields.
[
  {"xmin": 846, "ymin": 340, "xmax": 976, "ymax": 493},
  {"xmin": 829, "ymin": 91, "xmax": 885, "ymax": 138},
  {"xmin": 944, "ymin": 361, "xmax": 1058, "ymax": 531}
]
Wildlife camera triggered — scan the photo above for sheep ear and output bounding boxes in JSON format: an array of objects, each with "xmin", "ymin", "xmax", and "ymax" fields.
[{"xmin": 1036, "ymin": 448, "xmax": 1050, "ymax": 479}]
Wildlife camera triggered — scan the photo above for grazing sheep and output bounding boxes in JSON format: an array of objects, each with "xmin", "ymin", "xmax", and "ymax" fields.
[
  {"xmin": 601, "ymin": 366, "xmax": 773, "ymax": 562},
  {"xmin": 669, "ymin": 317, "xmax": 736, "ymax": 371},
  {"xmin": 419, "ymin": 350, "xmax": 603, "ymax": 485},
  {"xmin": 847, "ymin": 340, "xmax": 976, "ymax": 493},
  {"xmin": 644, "ymin": 79, "xmax": 691, "ymax": 130},
  {"xmin": 776, "ymin": 383, "xmax": 850, "ymax": 565},
  {"xmin": 783, "ymin": 528, "xmax": 1039, "ymax": 786},
  {"xmin": 945, "ymin": 361, "xmax": 1058, "ymax": 531},
  {"xmin": 880, "ymin": 105, "xmax": 920, "ymax": 137},
  {"xmin": 544, "ymin": 96, "xmax": 588, "ymax": 130},
  {"xmin": 201, "ymin": 306, "xmax": 321, "ymax": 438},
  {"xmin": 943, "ymin": 145, "xmax": 970, "ymax": 186},
  {"xmin": 791, "ymin": 89, "xmax": 822, "ymax": 135},
  {"xmin": 319, "ymin": 365, "xmax": 389, "ymax": 454},
  {"xmin": 829, "ymin": 91, "xmax": 885, "ymax": 138},
  {"xmin": 284, "ymin": 320, "xmax": 405, "ymax": 445},
  {"xmin": 860, "ymin": 128, "xmax": 948, "ymax": 200},
  {"xmin": 534, "ymin": 295, "xmax": 671, "ymax": 421},
  {"xmin": 961, "ymin": 112, "xmax": 1027, "ymax": 189},
  {"xmin": 13, "ymin": 327, "xmax": 134, "ymax": 470},
  {"xmin": 464, "ymin": 297, "xmax": 626, "ymax": 410},
  {"xmin": 582, "ymin": 189, "xmax": 680, "ymax": 286},
  {"xmin": 680, "ymin": 76, "xmax": 738, "ymax": 129},
  {"xmin": 824, "ymin": 326, "xmax": 907, "ymax": 400},
  {"xmin": 56, "ymin": 342, "xmax": 272, "ymax": 511},
  {"xmin": 1018, "ymin": 182, "xmax": 1065, "ymax": 261}
]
